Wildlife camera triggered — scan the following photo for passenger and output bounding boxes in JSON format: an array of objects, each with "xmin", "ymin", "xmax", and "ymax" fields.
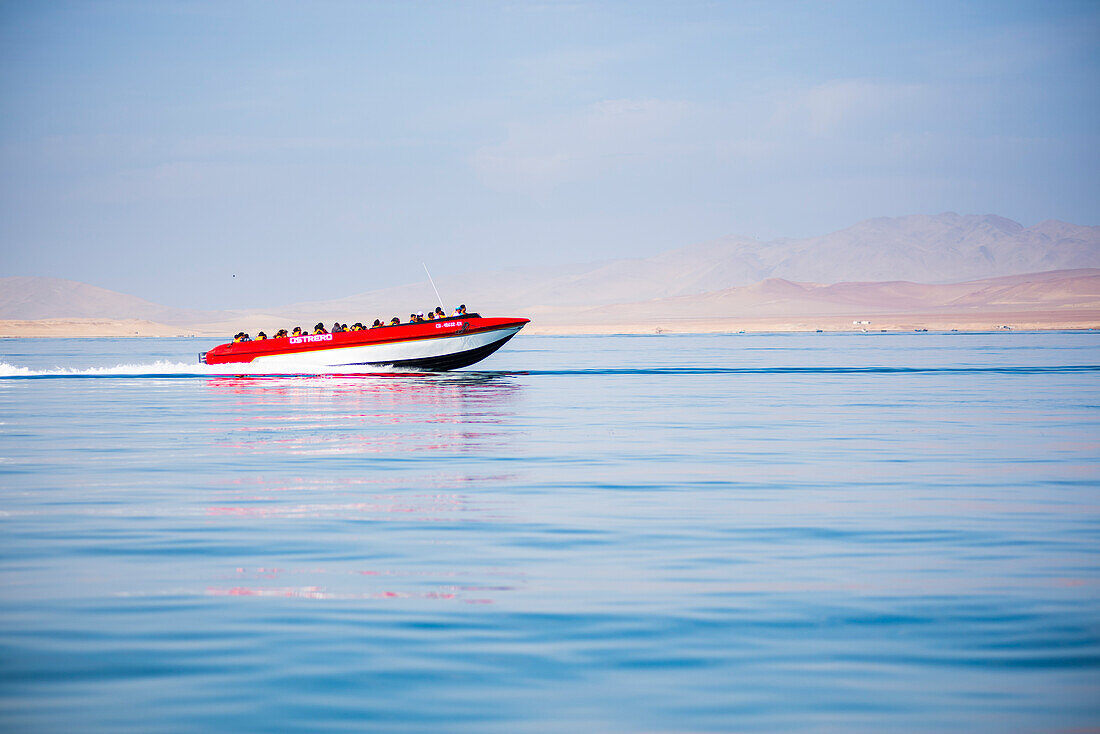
[
  {"xmin": 434, "ymin": 307, "xmax": 445, "ymax": 318},
  {"xmin": 330, "ymin": 322, "xmax": 342, "ymax": 333},
  {"xmin": 292, "ymin": 326, "xmax": 303, "ymax": 337},
  {"xmin": 389, "ymin": 316, "xmax": 400, "ymax": 326},
  {"xmin": 313, "ymin": 322, "xmax": 328, "ymax": 335},
  {"xmin": 417, "ymin": 311, "xmax": 426, "ymax": 322},
  {"xmin": 351, "ymin": 322, "xmax": 363, "ymax": 331},
  {"xmin": 256, "ymin": 331, "xmax": 267, "ymax": 341},
  {"xmin": 240, "ymin": 333, "xmax": 252, "ymax": 342},
  {"xmin": 275, "ymin": 329, "xmax": 288, "ymax": 339},
  {"xmin": 372, "ymin": 319, "xmax": 383, "ymax": 328},
  {"xmin": 452, "ymin": 304, "xmax": 467, "ymax": 316},
  {"xmin": 232, "ymin": 332, "xmax": 243, "ymax": 343},
  {"xmin": 410, "ymin": 313, "xmax": 418, "ymax": 323},
  {"xmin": 426, "ymin": 311, "xmax": 435, "ymax": 321}
]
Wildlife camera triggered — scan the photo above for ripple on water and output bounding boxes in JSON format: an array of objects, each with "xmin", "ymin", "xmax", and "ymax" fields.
[{"xmin": 0, "ymin": 333, "xmax": 1098, "ymax": 732}]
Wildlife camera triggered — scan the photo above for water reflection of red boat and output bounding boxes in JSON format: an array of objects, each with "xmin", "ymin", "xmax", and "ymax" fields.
[
  {"xmin": 201, "ymin": 316, "xmax": 529, "ymax": 371},
  {"xmin": 205, "ymin": 372, "xmax": 521, "ymax": 457}
]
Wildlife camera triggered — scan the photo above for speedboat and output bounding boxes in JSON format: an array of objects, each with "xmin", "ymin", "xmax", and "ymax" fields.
[{"xmin": 200, "ymin": 315, "xmax": 529, "ymax": 371}]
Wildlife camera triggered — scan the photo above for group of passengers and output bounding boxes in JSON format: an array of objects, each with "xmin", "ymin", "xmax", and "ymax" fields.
[{"xmin": 231, "ymin": 305, "xmax": 469, "ymax": 343}]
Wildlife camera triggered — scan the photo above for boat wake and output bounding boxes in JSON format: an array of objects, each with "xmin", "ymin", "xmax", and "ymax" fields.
[{"xmin": 0, "ymin": 360, "xmax": 411, "ymax": 379}]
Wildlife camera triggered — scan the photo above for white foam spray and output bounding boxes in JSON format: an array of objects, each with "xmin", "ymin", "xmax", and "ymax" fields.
[{"xmin": 0, "ymin": 360, "xmax": 406, "ymax": 378}]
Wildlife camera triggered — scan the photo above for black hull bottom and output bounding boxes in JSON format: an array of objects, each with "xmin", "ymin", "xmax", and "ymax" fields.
[{"xmin": 346, "ymin": 332, "xmax": 518, "ymax": 371}]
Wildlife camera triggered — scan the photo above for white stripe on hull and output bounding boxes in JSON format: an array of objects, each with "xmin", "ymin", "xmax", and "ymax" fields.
[{"xmin": 249, "ymin": 326, "xmax": 523, "ymax": 369}]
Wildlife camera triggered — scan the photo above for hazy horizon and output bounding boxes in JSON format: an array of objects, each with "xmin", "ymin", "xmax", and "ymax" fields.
[{"xmin": 2, "ymin": 1, "xmax": 1098, "ymax": 309}]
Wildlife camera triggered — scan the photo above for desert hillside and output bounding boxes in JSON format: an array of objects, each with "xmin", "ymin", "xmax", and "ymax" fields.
[
  {"xmin": 519, "ymin": 269, "xmax": 1100, "ymax": 327},
  {"xmin": 0, "ymin": 277, "xmax": 221, "ymax": 324},
  {"xmin": 3, "ymin": 213, "xmax": 1098, "ymax": 336},
  {"xmin": 3, "ymin": 269, "xmax": 1097, "ymax": 337},
  {"xmin": 254, "ymin": 213, "xmax": 1100, "ymax": 319},
  {"xmin": 160, "ymin": 268, "xmax": 1099, "ymax": 338}
]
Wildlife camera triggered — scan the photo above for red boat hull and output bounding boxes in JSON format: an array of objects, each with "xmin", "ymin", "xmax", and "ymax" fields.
[{"xmin": 201, "ymin": 317, "xmax": 529, "ymax": 371}]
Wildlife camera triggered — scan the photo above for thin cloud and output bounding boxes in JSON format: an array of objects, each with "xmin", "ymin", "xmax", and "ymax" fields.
[
  {"xmin": 472, "ymin": 98, "xmax": 691, "ymax": 190},
  {"xmin": 784, "ymin": 79, "xmax": 934, "ymax": 138}
]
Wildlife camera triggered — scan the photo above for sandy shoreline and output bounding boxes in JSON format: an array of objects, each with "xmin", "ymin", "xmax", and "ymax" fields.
[
  {"xmin": 1, "ymin": 309, "xmax": 1097, "ymax": 338},
  {"xmin": 524, "ymin": 309, "xmax": 1100, "ymax": 335},
  {"xmin": 0, "ymin": 318, "xmax": 214, "ymax": 338}
]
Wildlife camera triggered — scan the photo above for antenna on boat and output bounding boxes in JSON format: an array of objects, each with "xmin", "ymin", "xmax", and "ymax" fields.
[{"xmin": 422, "ymin": 262, "xmax": 446, "ymax": 311}]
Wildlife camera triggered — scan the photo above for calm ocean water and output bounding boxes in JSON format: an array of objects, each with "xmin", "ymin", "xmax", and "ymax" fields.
[{"xmin": 0, "ymin": 332, "xmax": 1098, "ymax": 733}]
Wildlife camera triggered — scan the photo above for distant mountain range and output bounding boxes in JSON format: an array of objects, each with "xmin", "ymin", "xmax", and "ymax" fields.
[
  {"xmin": 0, "ymin": 276, "xmax": 217, "ymax": 324},
  {"xmin": 235, "ymin": 213, "xmax": 1100, "ymax": 319},
  {"xmin": 2, "ymin": 213, "xmax": 1098, "ymax": 328},
  {"xmin": 545, "ymin": 268, "xmax": 1100, "ymax": 325}
]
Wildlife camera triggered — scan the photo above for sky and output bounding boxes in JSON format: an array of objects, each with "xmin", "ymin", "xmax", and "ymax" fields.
[{"xmin": 1, "ymin": 0, "xmax": 1098, "ymax": 309}]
